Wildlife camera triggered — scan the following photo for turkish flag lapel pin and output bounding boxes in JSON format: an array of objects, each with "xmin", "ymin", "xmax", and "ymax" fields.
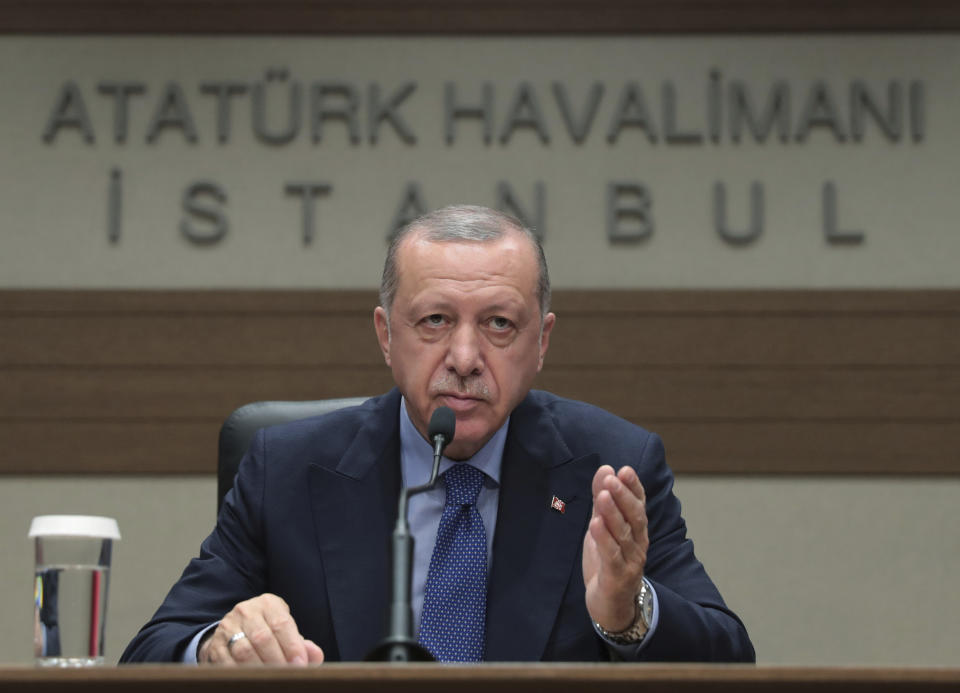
[{"xmin": 550, "ymin": 495, "xmax": 566, "ymax": 514}]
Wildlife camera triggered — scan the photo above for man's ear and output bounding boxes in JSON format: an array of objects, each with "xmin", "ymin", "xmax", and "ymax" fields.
[
  {"xmin": 373, "ymin": 306, "xmax": 392, "ymax": 366},
  {"xmin": 537, "ymin": 311, "xmax": 556, "ymax": 372}
]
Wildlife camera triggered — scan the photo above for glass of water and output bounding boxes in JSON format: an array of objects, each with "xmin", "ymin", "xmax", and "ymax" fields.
[{"xmin": 29, "ymin": 515, "xmax": 121, "ymax": 667}]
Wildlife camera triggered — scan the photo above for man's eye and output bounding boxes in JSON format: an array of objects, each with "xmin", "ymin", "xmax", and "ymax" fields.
[
  {"xmin": 489, "ymin": 316, "xmax": 513, "ymax": 330},
  {"xmin": 424, "ymin": 314, "xmax": 445, "ymax": 326}
]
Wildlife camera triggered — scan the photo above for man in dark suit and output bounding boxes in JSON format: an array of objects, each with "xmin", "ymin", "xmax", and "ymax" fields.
[{"xmin": 121, "ymin": 205, "xmax": 754, "ymax": 665}]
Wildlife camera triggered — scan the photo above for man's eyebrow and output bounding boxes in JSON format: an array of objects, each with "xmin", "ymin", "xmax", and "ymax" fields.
[
  {"xmin": 407, "ymin": 299, "xmax": 456, "ymax": 315},
  {"xmin": 406, "ymin": 296, "xmax": 528, "ymax": 317},
  {"xmin": 483, "ymin": 301, "xmax": 525, "ymax": 315}
]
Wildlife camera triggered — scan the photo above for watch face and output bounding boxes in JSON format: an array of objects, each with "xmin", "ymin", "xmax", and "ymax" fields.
[
  {"xmin": 640, "ymin": 582, "xmax": 654, "ymax": 626},
  {"xmin": 642, "ymin": 594, "xmax": 654, "ymax": 626}
]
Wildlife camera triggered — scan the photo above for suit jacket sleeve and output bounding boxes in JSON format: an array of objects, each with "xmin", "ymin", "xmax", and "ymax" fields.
[
  {"xmin": 631, "ymin": 433, "xmax": 755, "ymax": 662},
  {"xmin": 119, "ymin": 429, "xmax": 270, "ymax": 663}
]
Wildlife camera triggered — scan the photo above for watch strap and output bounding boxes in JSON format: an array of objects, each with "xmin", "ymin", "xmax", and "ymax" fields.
[{"xmin": 594, "ymin": 578, "xmax": 653, "ymax": 645}]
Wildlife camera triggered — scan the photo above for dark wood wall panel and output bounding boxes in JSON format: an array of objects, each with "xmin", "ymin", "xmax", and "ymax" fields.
[
  {"xmin": 7, "ymin": 292, "xmax": 958, "ymax": 368},
  {"xmin": 549, "ymin": 316, "xmax": 960, "ymax": 367},
  {"xmin": 1, "ymin": 316, "xmax": 383, "ymax": 366},
  {"xmin": 0, "ymin": 289, "xmax": 957, "ymax": 475},
  {"xmin": 3, "ymin": 0, "xmax": 960, "ymax": 33},
  {"xmin": 6, "ymin": 368, "xmax": 395, "ymax": 419},
  {"xmin": 539, "ymin": 368, "xmax": 959, "ymax": 420},
  {"xmin": 1, "ymin": 420, "xmax": 214, "ymax": 474},
  {"xmin": 651, "ymin": 421, "xmax": 959, "ymax": 475},
  {"xmin": 7, "ymin": 368, "xmax": 956, "ymax": 421}
]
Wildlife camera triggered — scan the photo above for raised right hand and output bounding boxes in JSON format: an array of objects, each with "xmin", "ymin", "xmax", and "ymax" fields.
[{"xmin": 198, "ymin": 593, "xmax": 325, "ymax": 666}]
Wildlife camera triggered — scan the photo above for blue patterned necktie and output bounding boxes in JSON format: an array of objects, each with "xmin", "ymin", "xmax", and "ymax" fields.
[{"xmin": 418, "ymin": 463, "xmax": 487, "ymax": 662}]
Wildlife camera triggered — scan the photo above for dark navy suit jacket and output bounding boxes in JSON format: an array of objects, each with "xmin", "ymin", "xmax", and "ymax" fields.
[{"xmin": 121, "ymin": 389, "xmax": 754, "ymax": 663}]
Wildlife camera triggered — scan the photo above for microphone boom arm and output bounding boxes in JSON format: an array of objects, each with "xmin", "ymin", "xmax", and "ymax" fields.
[{"xmin": 365, "ymin": 408, "xmax": 454, "ymax": 662}]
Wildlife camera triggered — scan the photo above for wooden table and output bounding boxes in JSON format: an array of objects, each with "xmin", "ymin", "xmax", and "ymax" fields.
[{"xmin": 1, "ymin": 664, "xmax": 958, "ymax": 692}]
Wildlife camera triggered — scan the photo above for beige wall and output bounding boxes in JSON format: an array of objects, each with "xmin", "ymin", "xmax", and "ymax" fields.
[
  {"xmin": 2, "ymin": 35, "xmax": 959, "ymax": 290},
  {"xmin": 1, "ymin": 475, "xmax": 957, "ymax": 666}
]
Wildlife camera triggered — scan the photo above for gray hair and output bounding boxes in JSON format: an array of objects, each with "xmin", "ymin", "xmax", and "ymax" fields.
[{"xmin": 379, "ymin": 205, "xmax": 551, "ymax": 322}]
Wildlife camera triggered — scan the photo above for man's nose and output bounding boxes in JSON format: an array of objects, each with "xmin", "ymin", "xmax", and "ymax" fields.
[{"xmin": 445, "ymin": 324, "xmax": 484, "ymax": 376}]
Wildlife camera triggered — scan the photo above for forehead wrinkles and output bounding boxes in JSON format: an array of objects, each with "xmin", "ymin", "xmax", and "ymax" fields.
[{"xmin": 395, "ymin": 237, "xmax": 538, "ymax": 308}]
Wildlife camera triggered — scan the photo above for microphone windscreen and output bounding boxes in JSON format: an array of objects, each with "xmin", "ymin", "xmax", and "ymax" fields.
[{"xmin": 428, "ymin": 406, "xmax": 456, "ymax": 443}]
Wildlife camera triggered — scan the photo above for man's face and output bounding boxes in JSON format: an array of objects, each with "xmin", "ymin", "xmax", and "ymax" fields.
[{"xmin": 374, "ymin": 229, "xmax": 555, "ymax": 460}]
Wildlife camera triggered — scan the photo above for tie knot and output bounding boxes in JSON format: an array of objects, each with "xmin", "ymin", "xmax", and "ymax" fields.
[{"xmin": 443, "ymin": 464, "xmax": 484, "ymax": 507}]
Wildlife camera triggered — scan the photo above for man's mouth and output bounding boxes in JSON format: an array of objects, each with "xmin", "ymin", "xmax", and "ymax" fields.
[{"xmin": 437, "ymin": 393, "xmax": 484, "ymax": 411}]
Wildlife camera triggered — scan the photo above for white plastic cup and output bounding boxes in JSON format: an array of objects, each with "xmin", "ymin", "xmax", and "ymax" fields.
[{"xmin": 29, "ymin": 515, "xmax": 121, "ymax": 667}]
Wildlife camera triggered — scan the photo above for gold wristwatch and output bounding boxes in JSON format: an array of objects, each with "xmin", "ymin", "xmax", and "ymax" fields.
[{"xmin": 594, "ymin": 577, "xmax": 654, "ymax": 644}]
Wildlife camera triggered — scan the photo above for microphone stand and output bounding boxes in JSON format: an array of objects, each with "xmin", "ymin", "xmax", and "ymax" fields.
[{"xmin": 365, "ymin": 427, "xmax": 448, "ymax": 662}]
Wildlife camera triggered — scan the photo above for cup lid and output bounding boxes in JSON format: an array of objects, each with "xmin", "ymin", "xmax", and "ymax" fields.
[{"xmin": 29, "ymin": 515, "xmax": 121, "ymax": 540}]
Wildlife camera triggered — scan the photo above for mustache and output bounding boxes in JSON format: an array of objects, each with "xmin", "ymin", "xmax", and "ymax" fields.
[{"xmin": 429, "ymin": 373, "xmax": 491, "ymax": 400}]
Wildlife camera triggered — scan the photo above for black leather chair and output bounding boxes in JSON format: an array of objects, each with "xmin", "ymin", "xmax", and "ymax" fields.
[{"xmin": 217, "ymin": 398, "xmax": 369, "ymax": 512}]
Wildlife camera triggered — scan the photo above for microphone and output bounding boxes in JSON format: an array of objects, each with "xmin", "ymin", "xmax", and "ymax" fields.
[
  {"xmin": 426, "ymin": 405, "xmax": 456, "ymax": 488},
  {"xmin": 365, "ymin": 406, "xmax": 455, "ymax": 662}
]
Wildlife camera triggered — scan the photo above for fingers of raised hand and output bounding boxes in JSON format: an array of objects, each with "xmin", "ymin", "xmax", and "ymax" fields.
[
  {"xmin": 617, "ymin": 465, "xmax": 646, "ymax": 505},
  {"xmin": 588, "ymin": 513, "xmax": 622, "ymax": 570},
  {"xmin": 593, "ymin": 467, "xmax": 649, "ymax": 565},
  {"xmin": 591, "ymin": 465, "xmax": 617, "ymax": 503}
]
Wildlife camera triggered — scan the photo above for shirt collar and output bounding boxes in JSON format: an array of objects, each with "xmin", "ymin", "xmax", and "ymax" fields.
[{"xmin": 399, "ymin": 396, "xmax": 507, "ymax": 488}]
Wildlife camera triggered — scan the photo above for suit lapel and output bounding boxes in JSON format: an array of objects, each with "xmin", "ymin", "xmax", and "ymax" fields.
[
  {"xmin": 485, "ymin": 397, "xmax": 598, "ymax": 661},
  {"xmin": 307, "ymin": 391, "xmax": 401, "ymax": 661}
]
